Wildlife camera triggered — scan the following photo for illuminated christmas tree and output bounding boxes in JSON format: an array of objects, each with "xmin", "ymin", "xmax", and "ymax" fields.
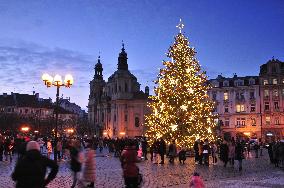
[{"xmin": 145, "ymin": 19, "xmax": 217, "ymax": 148}]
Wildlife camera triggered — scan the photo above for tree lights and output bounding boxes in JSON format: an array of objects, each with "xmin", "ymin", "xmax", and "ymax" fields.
[{"xmin": 145, "ymin": 20, "xmax": 217, "ymax": 148}]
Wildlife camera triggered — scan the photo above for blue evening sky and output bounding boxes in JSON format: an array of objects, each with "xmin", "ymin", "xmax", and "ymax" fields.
[{"xmin": 0, "ymin": 0, "xmax": 283, "ymax": 109}]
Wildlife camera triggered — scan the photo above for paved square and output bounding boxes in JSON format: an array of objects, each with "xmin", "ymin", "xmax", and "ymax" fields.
[{"xmin": 0, "ymin": 149, "xmax": 283, "ymax": 188}]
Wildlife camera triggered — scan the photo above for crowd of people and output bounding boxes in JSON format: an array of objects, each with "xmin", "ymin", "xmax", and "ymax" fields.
[{"xmin": 0, "ymin": 133, "xmax": 283, "ymax": 188}]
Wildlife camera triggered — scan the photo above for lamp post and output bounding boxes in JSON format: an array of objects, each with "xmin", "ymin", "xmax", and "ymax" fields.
[{"xmin": 42, "ymin": 73, "xmax": 73, "ymax": 162}]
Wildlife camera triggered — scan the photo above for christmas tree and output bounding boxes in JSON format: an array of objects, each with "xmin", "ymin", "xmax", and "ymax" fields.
[{"xmin": 145, "ymin": 19, "xmax": 216, "ymax": 148}]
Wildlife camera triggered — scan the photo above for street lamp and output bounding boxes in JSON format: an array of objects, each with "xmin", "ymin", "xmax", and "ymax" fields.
[{"xmin": 42, "ymin": 73, "xmax": 73, "ymax": 162}]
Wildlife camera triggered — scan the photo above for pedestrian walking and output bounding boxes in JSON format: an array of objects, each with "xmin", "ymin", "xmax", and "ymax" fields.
[
  {"xmin": 120, "ymin": 140, "xmax": 140, "ymax": 188},
  {"xmin": 47, "ymin": 140, "xmax": 52, "ymax": 159},
  {"xmin": 254, "ymin": 142, "xmax": 259, "ymax": 158},
  {"xmin": 11, "ymin": 141, "xmax": 58, "ymax": 188},
  {"xmin": 70, "ymin": 140, "xmax": 83, "ymax": 188},
  {"xmin": 178, "ymin": 147, "xmax": 186, "ymax": 164},
  {"xmin": 235, "ymin": 139, "xmax": 244, "ymax": 171},
  {"xmin": 194, "ymin": 140, "xmax": 199, "ymax": 164},
  {"xmin": 202, "ymin": 139, "xmax": 209, "ymax": 166},
  {"xmin": 220, "ymin": 140, "xmax": 229, "ymax": 167},
  {"xmin": 198, "ymin": 140, "xmax": 203, "ymax": 165},
  {"xmin": 228, "ymin": 139, "xmax": 235, "ymax": 166},
  {"xmin": 210, "ymin": 142, "xmax": 218, "ymax": 165},
  {"xmin": 189, "ymin": 172, "xmax": 205, "ymax": 188},
  {"xmin": 82, "ymin": 143, "xmax": 95, "ymax": 187},
  {"xmin": 57, "ymin": 139, "xmax": 63, "ymax": 160},
  {"xmin": 152, "ymin": 140, "xmax": 159, "ymax": 164},
  {"xmin": 158, "ymin": 138, "xmax": 166, "ymax": 164},
  {"xmin": 141, "ymin": 138, "xmax": 148, "ymax": 160},
  {"xmin": 168, "ymin": 140, "xmax": 177, "ymax": 163}
]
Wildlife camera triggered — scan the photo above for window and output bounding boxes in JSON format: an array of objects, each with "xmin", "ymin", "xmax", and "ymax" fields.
[
  {"xmin": 223, "ymin": 81, "xmax": 229, "ymax": 87},
  {"xmin": 265, "ymin": 102, "xmax": 270, "ymax": 111},
  {"xmin": 25, "ymin": 109, "xmax": 29, "ymax": 113},
  {"xmin": 249, "ymin": 79, "xmax": 255, "ymax": 85},
  {"xmin": 225, "ymin": 118, "xmax": 230, "ymax": 126},
  {"xmin": 273, "ymin": 78, "xmax": 277, "ymax": 85},
  {"xmin": 275, "ymin": 117, "xmax": 280, "ymax": 125},
  {"xmin": 119, "ymin": 85, "xmax": 121, "ymax": 92},
  {"xmin": 250, "ymin": 104, "xmax": 256, "ymax": 112},
  {"xmin": 135, "ymin": 117, "xmax": 140, "ymax": 127},
  {"xmin": 236, "ymin": 104, "xmax": 245, "ymax": 112},
  {"xmin": 282, "ymin": 89, "xmax": 284, "ymax": 96},
  {"xmin": 125, "ymin": 114, "xmax": 128, "ymax": 122},
  {"xmin": 20, "ymin": 109, "xmax": 22, "ymax": 114},
  {"xmin": 251, "ymin": 118, "xmax": 256, "ymax": 126},
  {"xmin": 273, "ymin": 90, "xmax": 279, "ymax": 97},
  {"xmin": 263, "ymin": 80, "xmax": 268, "ymax": 85},
  {"xmin": 224, "ymin": 92, "xmax": 229, "ymax": 100},
  {"xmin": 224, "ymin": 105, "xmax": 229, "ymax": 113},
  {"xmin": 102, "ymin": 113, "xmax": 104, "ymax": 122},
  {"xmin": 240, "ymin": 92, "xmax": 245, "ymax": 100},
  {"xmin": 241, "ymin": 118, "xmax": 246, "ymax": 126},
  {"xmin": 114, "ymin": 114, "xmax": 116, "ymax": 122},
  {"xmin": 250, "ymin": 91, "xmax": 255, "ymax": 99},
  {"xmin": 264, "ymin": 90, "xmax": 269, "ymax": 97},
  {"xmin": 235, "ymin": 80, "xmax": 244, "ymax": 86},
  {"xmin": 236, "ymin": 118, "xmax": 241, "ymax": 126},
  {"xmin": 274, "ymin": 102, "xmax": 279, "ymax": 110},
  {"xmin": 265, "ymin": 116, "xmax": 270, "ymax": 125}
]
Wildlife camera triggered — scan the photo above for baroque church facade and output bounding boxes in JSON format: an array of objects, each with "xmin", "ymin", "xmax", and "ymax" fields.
[{"xmin": 88, "ymin": 44, "xmax": 149, "ymax": 138}]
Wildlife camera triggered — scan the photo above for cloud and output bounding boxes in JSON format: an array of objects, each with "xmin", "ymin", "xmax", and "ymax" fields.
[{"xmin": 0, "ymin": 39, "xmax": 98, "ymax": 108}]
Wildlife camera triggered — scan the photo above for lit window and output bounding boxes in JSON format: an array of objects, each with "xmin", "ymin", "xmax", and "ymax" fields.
[
  {"xmin": 264, "ymin": 90, "xmax": 269, "ymax": 97},
  {"xmin": 236, "ymin": 118, "xmax": 241, "ymax": 126},
  {"xmin": 224, "ymin": 92, "xmax": 229, "ymax": 100},
  {"xmin": 275, "ymin": 117, "xmax": 280, "ymax": 125},
  {"xmin": 251, "ymin": 118, "xmax": 256, "ymax": 126},
  {"xmin": 265, "ymin": 116, "xmax": 270, "ymax": 125},
  {"xmin": 241, "ymin": 118, "xmax": 246, "ymax": 126},
  {"xmin": 272, "ymin": 79, "xmax": 277, "ymax": 85},
  {"xmin": 263, "ymin": 80, "xmax": 268, "ymax": 85},
  {"xmin": 273, "ymin": 90, "xmax": 278, "ymax": 97},
  {"xmin": 236, "ymin": 105, "xmax": 241, "ymax": 112},
  {"xmin": 240, "ymin": 105, "xmax": 245, "ymax": 112}
]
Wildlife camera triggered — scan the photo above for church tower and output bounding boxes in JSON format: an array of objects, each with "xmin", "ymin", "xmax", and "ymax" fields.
[
  {"xmin": 88, "ymin": 56, "xmax": 106, "ymax": 135},
  {"xmin": 117, "ymin": 42, "xmax": 128, "ymax": 71}
]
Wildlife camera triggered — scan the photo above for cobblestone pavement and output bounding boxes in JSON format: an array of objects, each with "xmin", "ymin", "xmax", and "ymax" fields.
[{"xmin": 0, "ymin": 149, "xmax": 283, "ymax": 188}]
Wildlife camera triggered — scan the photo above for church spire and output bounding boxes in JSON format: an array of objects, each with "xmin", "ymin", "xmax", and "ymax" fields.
[
  {"xmin": 94, "ymin": 55, "xmax": 103, "ymax": 79},
  {"xmin": 117, "ymin": 41, "xmax": 128, "ymax": 71}
]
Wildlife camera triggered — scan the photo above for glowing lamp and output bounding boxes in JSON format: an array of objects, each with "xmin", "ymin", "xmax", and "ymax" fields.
[
  {"xmin": 53, "ymin": 74, "xmax": 62, "ymax": 86},
  {"xmin": 103, "ymin": 132, "xmax": 107, "ymax": 135},
  {"xmin": 42, "ymin": 73, "xmax": 49, "ymax": 82},
  {"xmin": 64, "ymin": 74, "xmax": 74, "ymax": 87},
  {"xmin": 120, "ymin": 132, "xmax": 126, "ymax": 135},
  {"xmin": 21, "ymin": 127, "xmax": 29, "ymax": 132},
  {"xmin": 244, "ymin": 132, "xmax": 250, "ymax": 136}
]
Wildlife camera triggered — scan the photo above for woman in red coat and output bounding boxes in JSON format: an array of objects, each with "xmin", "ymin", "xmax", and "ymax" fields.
[{"xmin": 120, "ymin": 140, "xmax": 140, "ymax": 188}]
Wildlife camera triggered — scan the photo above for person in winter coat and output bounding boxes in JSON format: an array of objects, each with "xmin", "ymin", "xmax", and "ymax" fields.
[
  {"xmin": 70, "ymin": 140, "xmax": 83, "ymax": 188},
  {"xmin": 168, "ymin": 140, "xmax": 177, "ymax": 163},
  {"xmin": 11, "ymin": 141, "xmax": 58, "ymax": 188},
  {"xmin": 202, "ymin": 139, "xmax": 210, "ymax": 166},
  {"xmin": 210, "ymin": 142, "xmax": 218, "ymax": 165},
  {"xmin": 228, "ymin": 139, "xmax": 236, "ymax": 166},
  {"xmin": 198, "ymin": 141, "xmax": 204, "ymax": 165},
  {"xmin": 141, "ymin": 138, "xmax": 148, "ymax": 160},
  {"xmin": 235, "ymin": 139, "xmax": 244, "ymax": 171},
  {"xmin": 220, "ymin": 140, "xmax": 229, "ymax": 167},
  {"xmin": 47, "ymin": 140, "xmax": 52, "ymax": 159},
  {"xmin": 152, "ymin": 140, "xmax": 159, "ymax": 164},
  {"xmin": 189, "ymin": 172, "xmax": 205, "ymax": 188},
  {"xmin": 158, "ymin": 138, "xmax": 166, "ymax": 164},
  {"xmin": 178, "ymin": 147, "xmax": 186, "ymax": 164},
  {"xmin": 120, "ymin": 140, "xmax": 140, "ymax": 188},
  {"xmin": 194, "ymin": 140, "xmax": 200, "ymax": 164},
  {"xmin": 82, "ymin": 143, "xmax": 95, "ymax": 187}
]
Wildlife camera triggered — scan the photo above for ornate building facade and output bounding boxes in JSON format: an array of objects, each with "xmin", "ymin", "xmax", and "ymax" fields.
[
  {"xmin": 88, "ymin": 44, "xmax": 149, "ymax": 138},
  {"xmin": 208, "ymin": 58, "xmax": 284, "ymax": 141}
]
